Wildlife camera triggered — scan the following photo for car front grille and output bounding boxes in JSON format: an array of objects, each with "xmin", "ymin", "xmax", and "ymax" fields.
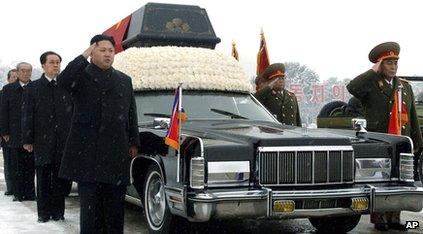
[{"xmin": 258, "ymin": 146, "xmax": 354, "ymax": 186}]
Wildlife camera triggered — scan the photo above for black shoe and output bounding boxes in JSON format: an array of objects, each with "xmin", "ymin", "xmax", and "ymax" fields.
[
  {"xmin": 12, "ymin": 196, "xmax": 22, "ymax": 202},
  {"xmin": 4, "ymin": 191, "xmax": 13, "ymax": 196},
  {"xmin": 37, "ymin": 217, "xmax": 49, "ymax": 223},
  {"xmin": 374, "ymin": 223, "xmax": 389, "ymax": 231},
  {"xmin": 388, "ymin": 223, "xmax": 407, "ymax": 231},
  {"xmin": 51, "ymin": 215, "xmax": 65, "ymax": 221}
]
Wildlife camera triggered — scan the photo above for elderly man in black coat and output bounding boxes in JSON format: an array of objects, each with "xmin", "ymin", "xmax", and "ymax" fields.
[
  {"xmin": 22, "ymin": 51, "xmax": 73, "ymax": 223},
  {"xmin": 0, "ymin": 62, "xmax": 35, "ymax": 202},
  {"xmin": 1, "ymin": 69, "xmax": 18, "ymax": 196},
  {"xmin": 57, "ymin": 35, "xmax": 140, "ymax": 234}
]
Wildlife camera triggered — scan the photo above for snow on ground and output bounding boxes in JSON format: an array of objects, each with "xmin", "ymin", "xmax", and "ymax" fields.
[
  {"xmin": 0, "ymin": 194, "xmax": 80, "ymax": 234},
  {"xmin": 0, "ymin": 153, "xmax": 79, "ymax": 234}
]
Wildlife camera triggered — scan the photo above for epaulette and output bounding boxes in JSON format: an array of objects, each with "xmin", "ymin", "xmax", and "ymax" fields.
[{"xmin": 399, "ymin": 78, "xmax": 409, "ymax": 83}]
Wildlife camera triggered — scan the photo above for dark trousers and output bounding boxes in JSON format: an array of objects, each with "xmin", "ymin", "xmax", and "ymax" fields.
[
  {"xmin": 78, "ymin": 182, "xmax": 126, "ymax": 234},
  {"xmin": 2, "ymin": 146, "xmax": 15, "ymax": 193},
  {"xmin": 36, "ymin": 163, "xmax": 68, "ymax": 219},
  {"xmin": 10, "ymin": 147, "xmax": 35, "ymax": 199}
]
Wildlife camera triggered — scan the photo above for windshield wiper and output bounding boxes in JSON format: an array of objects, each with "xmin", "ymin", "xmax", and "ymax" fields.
[
  {"xmin": 144, "ymin": 113, "xmax": 171, "ymax": 118},
  {"xmin": 210, "ymin": 108, "xmax": 248, "ymax": 119}
]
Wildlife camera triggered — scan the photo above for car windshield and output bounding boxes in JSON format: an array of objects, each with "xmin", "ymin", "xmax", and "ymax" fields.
[{"xmin": 135, "ymin": 90, "xmax": 277, "ymax": 123}]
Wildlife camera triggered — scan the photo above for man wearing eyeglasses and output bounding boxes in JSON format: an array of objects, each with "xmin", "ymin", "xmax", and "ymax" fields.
[
  {"xmin": 0, "ymin": 62, "xmax": 35, "ymax": 202},
  {"xmin": 254, "ymin": 63, "xmax": 301, "ymax": 126}
]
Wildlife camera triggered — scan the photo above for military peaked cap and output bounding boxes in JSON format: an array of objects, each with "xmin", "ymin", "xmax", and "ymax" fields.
[
  {"xmin": 262, "ymin": 63, "xmax": 285, "ymax": 80},
  {"xmin": 368, "ymin": 42, "xmax": 400, "ymax": 63}
]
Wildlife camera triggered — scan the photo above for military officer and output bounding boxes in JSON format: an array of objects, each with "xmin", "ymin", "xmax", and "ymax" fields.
[
  {"xmin": 254, "ymin": 63, "xmax": 301, "ymax": 126},
  {"xmin": 347, "ymin": 41, "xmax": 423, "ymax": 231}
]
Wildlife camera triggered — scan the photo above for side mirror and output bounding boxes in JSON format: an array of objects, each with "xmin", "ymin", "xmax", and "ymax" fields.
[
  {"xmin": 153, "ymin": 118, "xmax": 170, "ymax": 129},
  {"xmin": 351, "ymin": 118, "xmax": 367, "ymax": 133}
]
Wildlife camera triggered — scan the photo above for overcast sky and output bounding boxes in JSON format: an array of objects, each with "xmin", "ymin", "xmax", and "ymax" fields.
[{"xmin": 1, "ymin": 0, "xmax": 422, "ymax": 80}]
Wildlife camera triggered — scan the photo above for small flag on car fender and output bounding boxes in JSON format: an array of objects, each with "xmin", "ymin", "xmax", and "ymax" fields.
[{"xmin": 165, "ymin": 85, "xmax": 187, "ymax": 151}]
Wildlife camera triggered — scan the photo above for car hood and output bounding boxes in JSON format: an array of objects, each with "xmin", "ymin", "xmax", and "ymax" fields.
[
  {"xmin": 178, "ymin": 119, "xmax": 409, "ymax": 162},
  {"xmin": 180, "ymin": 120, "xmax": 359, "ymax": 161},
  {"xmin": 183, "ymin": 119, "xmax": 353, "ymax": 147}
]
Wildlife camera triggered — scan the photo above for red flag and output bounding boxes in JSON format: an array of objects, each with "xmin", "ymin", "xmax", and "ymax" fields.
[
  {"xmin": 256, "ymin": 29, "xmax": 270, "ymax": 75},
  {"xmin": 231, "ymin": 41, "xmax": 239, "ymax": 61},
  {"xmin": 103, "ymin": 15, "xmax": 131, "ymax": 53},
  {"xmin": 388, "ymin": 91, "xmax": 408, "ymax": 135},
  {"xmin": 165, "ymin": 86, "xmax": 187, "ymax": 151}
]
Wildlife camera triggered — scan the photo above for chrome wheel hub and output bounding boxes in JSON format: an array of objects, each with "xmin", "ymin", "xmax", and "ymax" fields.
[{"xmin": 147, "ymin": 172, "xmax": 166, "ymax": 227}]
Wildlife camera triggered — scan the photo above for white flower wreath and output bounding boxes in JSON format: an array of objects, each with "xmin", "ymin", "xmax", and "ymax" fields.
[{"xmin": 113, "ymin": 46, "xmax": 253, "ymax": 92}]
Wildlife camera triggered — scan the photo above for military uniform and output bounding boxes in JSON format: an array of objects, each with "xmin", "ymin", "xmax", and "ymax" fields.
[
  {"xmin": 347, "ymin": 42, "xmax": 422, "ymax": 231},
  {"xmin": 347, "ymin": 70, "xmax": 422, "ymax": 146},
  {"xmin": 254, "ymin": 63, "xmax": 301, "ymax": 126},
  {"xmin": 255, "ymin": 86, "xmax": 301, "ymax": 126}
]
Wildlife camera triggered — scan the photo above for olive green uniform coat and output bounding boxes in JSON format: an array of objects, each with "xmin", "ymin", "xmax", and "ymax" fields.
[
  {"xmin": 347, "ymin": 69, "xmax": 423, "ymax": 150},
  {"xmin": 347, "ymin": 69, "xmax": 423, "ymax": 225},
  {"xmin": 254, "ymin": 86, "xmax": 301, "ymax": 126}
]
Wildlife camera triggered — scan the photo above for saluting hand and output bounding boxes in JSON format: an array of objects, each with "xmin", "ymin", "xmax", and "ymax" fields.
[
  {"xmin": 82, "ymin": 43, "xmax": 96, "ymax": 59},
  {"xmin": 268, "ymin": 78, "xmax": 278, "ymax": 89},
  {"xmin": 372, "ymin": 59, "xmax": 382, "ymax": 73},
  {"xmin": 129, "ymin": 145, "xmax": 138, "ymax": 158},
  {"xmin": 23, "ymin": 144, "xmax": 33, "ymax": 153}
]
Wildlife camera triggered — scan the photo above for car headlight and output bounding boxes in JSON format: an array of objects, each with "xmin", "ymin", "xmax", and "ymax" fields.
[
  {"xmin": 355, "ymin": 158, "xmax": 391, "ymax": 182},
  {"xmin": 207, "ymin": 161, "xmax": 250, "ymax": 187},
  {"xmin": 399, "ymin": 153, "xmax": 414, "ymax": 182},
  {"xmin": 190, "ymin": 157, "xmax": 205, "ymax": 189}
]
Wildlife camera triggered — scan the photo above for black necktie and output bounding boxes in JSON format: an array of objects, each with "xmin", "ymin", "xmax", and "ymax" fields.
[{"xmin": 51, "ymin": 80, "xmax": 56, "ymax": 86}]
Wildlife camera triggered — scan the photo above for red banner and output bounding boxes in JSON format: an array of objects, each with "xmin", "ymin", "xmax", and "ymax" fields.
[
  {"xmin": 388, "ymin": 91, "xmax": 408, "ymax": 135},
  {"xmin": 256, "ymin": 30, "xmax": 270, "ymax": 75},
  {"xmin": 232, "ymin": 41, "xmax": 239, "ymax": 61},
  {"xmin": 103, "ymin": 15, "xmax": 131, "ymax": 53}
]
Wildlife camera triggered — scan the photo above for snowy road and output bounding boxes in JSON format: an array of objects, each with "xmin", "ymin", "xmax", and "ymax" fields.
[
  {"xmin": 0, "ymin": 151, "xmax": 422, "ymax": 233},
  {"xmin": 0, "ymin": 151, "xmax": 146, "ymax": 234}
]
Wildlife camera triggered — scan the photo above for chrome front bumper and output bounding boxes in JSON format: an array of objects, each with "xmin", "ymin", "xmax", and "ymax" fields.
[{"xmin": 187, "ymin": 185, "xmax": 423, "ymax": 222}]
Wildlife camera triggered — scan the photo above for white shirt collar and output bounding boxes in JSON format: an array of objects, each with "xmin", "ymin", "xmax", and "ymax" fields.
[
  {"xmin": 19, "ymin": 81, "xmax": 28, "ymax": 87},
  {"xmin": 385, "ymin": 79, "xmax": 393, "ymax": 87},
  {"xmin": 44, "ymin": 74, "xmax": 56, "ymax": 82}
]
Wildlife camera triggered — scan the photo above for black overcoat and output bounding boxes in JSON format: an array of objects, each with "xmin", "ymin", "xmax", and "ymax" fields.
[
  {"xmin": 57, "ymin": 55, "xmax": 140, "ymax": 186},
  {"xmin": 0, "ymin": 81, "xmax": 26, "ymax": 148},
  {"xmin": 22, "ymin": 75, "xmax": 73, "ymax": 166}
]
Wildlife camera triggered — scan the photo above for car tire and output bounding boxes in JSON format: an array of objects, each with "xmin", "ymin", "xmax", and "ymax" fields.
[
  {"xmin": 318, "ymin": 101, "xmax": 347, "ymax": 118},
  {"xmin": 309, "ymin": 215, "xmax": 361, "ymax": 233},
  {"xmin": 143, "ymin": 164, "xmax": 188, "ymax": 233}
]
